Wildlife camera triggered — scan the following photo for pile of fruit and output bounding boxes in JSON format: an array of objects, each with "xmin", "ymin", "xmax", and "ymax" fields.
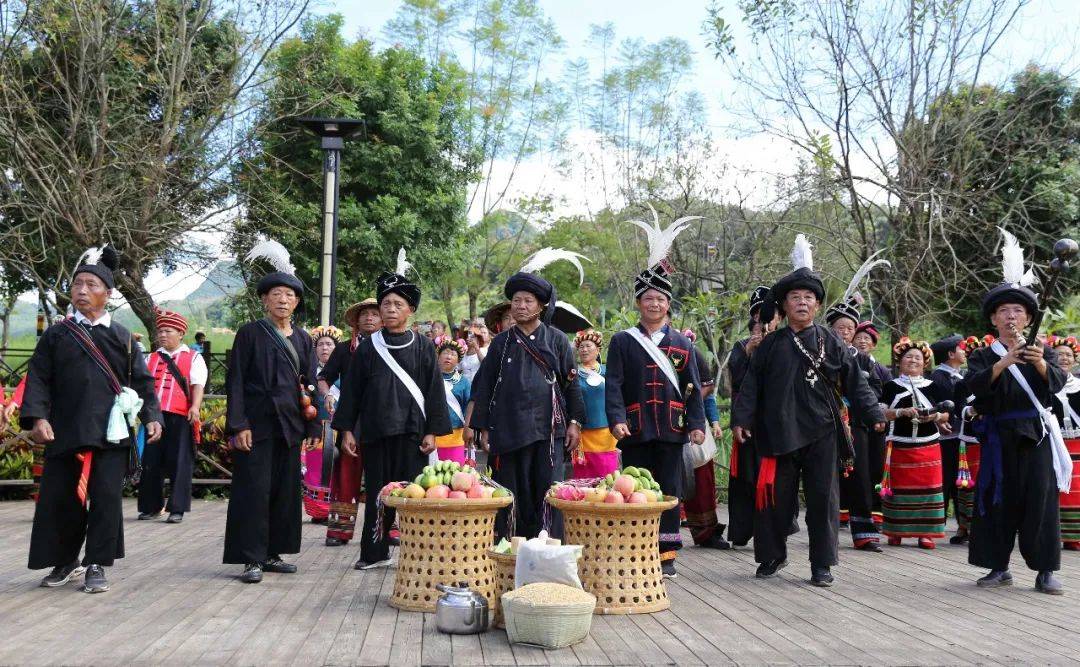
[
  {"xmin": 548, "ymin": 467, "xmax": 665, "ymax": 504},
  {"xmin": 381, "ymin": 460, "xmax": 511, "ymax": 501}
]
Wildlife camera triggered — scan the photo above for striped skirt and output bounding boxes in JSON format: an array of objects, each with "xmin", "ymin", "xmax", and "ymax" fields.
[
  {"xmin": 1060, "ymin": 438, "xmax": 1080, "ymax": 543},
  {"xmin": 882, "ymin": 439, "xmax": 946, "ymax": 539},
  {"xmin": 956, "ymin": 442, "xmax": 981, "ymax": 532},
  {"xmin": 302, "ymin": 444, "xmax": 332, "ymax": 520}
]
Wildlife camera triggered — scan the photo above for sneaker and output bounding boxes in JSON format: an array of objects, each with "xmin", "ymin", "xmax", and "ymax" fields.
[
  {"xmin": 949, "ymin": 532, "xmax": 969, "ymax": 545},
  {"xmin": 976, "ymin": 570, "xmax": 1013, "ymax": 587},
  {"xmin": 354, "ymin": 558, "xmax": 393, "ymax": 571},
  {"xmin": 325, "ymin": 536, "xmax": 347, "ymax": 547},
  {"xmin": 755, "ymin": 559, "xmax": 787, "ymax": 579},
  {"xmin": 810, "ymin": 566, "xmax": 834, "ymax": 587},
  {"xmin": 240, "ymin": 563, "xmax": 263, "ymax": 583},
  {"xmin": 854, "ymin": 540, "xmax": 883, "ymax": 553},
  {"xmin": 262, "ymin": 556, "xmax": 297, "ymax": 574},
  {"xmin": 83, "ymin": 565, "xmax": 109, "ymax": 593},
  {"xmin": 166, "ymin": 512, "xmax": 183, "ymax": 524},
  {"xmin": 1035, "ymin": 571, "xmax": 1064, "ymax": 595},
  {"xmin": 137, "ymin": 511, "xmax": 162, "ymax": 520},
  {"xmin": 661, "ymin": 561, "xmax": 677, "ymax": 579},
  {"xmin": 40, "ymin": 560, "xmax": 85, "ymax": 588}
]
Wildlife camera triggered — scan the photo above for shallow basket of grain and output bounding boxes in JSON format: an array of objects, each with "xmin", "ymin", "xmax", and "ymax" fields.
[{"xmin": 501, "ymin": 583, "xmax": 596, "ymax": 649}]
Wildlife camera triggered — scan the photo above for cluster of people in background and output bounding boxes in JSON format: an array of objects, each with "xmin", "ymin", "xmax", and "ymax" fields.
[{"xmin": 2, "ymin": 221, "xmax": 1074, "ymax": 597}]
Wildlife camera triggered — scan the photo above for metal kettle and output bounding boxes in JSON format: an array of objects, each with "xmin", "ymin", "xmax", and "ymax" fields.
[{"xmin": 434, "ymin": 583, "xmax": 489, "ymax": 634}]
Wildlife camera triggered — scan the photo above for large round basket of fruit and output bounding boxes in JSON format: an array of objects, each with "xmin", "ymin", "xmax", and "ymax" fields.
[
  {"xmin": 380, "ymin": 460, "xmax": 512, "ymax": 613},
  {"xmin": 545, "ymin": 467, "xmax": 677, "ymax": 615}
]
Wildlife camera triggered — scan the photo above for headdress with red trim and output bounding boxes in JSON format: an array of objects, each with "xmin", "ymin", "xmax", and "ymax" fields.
[
  {"xmin": 309, "ymin": 325, "xmax": 345, "ymax": 343},
  {"xmin": 154, "ymin": 306, "xmax": 188, "ymax": 335},
  {"xmin": 854, "ymin": 321, "xmax": 879, "ymax": 345},
  {"xmin": 962, "ymin": 334, "xmax": 996, "ymax": 352},
  {"xmin": 892, "ymin": 336, "xmax": 933, "ymax": 367},
  {"xmin": 574, "ymin": 329, "xmax": 603, "ymax": 349},
  {"xmin": 1047, "ymin": 334, "xmax": 1080, "ymax": 355},
  {"xmin": 434, "ymin": 335, "xmax": 467, "ymax": 360}
]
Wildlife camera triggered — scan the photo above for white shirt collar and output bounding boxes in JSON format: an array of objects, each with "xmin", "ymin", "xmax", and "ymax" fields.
[
  {"xmin": 73, "ymin": 310, "xmax": 111, "ymax": 327},
  {"xmin": 156, "ymin": 344, "xmax": 190, "ymax": 356},
  {"xmin": 934, "ymin": 363, "xmax": 963, "ymax": 379}
]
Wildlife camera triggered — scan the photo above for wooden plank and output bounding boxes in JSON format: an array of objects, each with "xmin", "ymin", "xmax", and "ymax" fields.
[
  {"xmin": 420, "ymin": 612, "xmax": 453, "ymax": 667},
  {"xmin": 355, "ymin": 566, "xmax": 400, "ymax": 665},
  {"xmin": 387, "ymin": 608, "xmax": 424, "ymax": 667}
]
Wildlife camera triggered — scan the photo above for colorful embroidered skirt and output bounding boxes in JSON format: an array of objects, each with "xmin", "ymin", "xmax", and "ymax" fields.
[
  {"xmin": 572, "ymin": 427, "xmax": 619, "ymax": 479},
  {"xmin": 882, "ymin": 440, "xmax": 946, "ymax": 539},
  {"xmin": 956, "ymin": 442, "xmax": 982, "ymax": 532},
  {"xmin": 434, "ymin": 428, "xmax": 467, "ymax": 465},
  {"xmin": 302, "ymin": 443, "xmax": 332, "ymax": 520},
  {"xmin": 1060, "ymin": 438, "xmax": 1080, "ymax": 543}
]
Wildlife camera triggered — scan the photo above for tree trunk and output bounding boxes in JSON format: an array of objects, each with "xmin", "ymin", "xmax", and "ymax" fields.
[
  {"xmin": 0, "ymin": 308, "xmax": 9, "ymax": 352},
  {"xmin": 115, "ymin": 259, "xmax": 157, "ymax": 337},
  {"xmin": 468, "ymin": 290, "xmax": 478, "ymax": 321}
]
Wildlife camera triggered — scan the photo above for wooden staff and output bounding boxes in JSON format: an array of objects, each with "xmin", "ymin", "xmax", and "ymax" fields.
[{"xmin": 1026, "ymin": 238, "xmax": 1079, "ymax": 347}]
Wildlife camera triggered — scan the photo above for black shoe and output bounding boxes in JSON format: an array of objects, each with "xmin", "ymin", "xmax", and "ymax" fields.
[
  {"xmin": 1035, "ymin": 571, "xmax": 1064, "ymax": 595},
  {"xmin": 83, "ymin": 565, "xmax": 109, "ymax": 593},
  {"xmin": 661, "ymin": 561, "xmax": 677, "ymax": 579},
  {"xmin": 855, "ymin": 541, "xmax": 883, "ymax": 553},
  {"xmin": 137, "ymin": 511, "xmax": 161, "ymax": 520},
  {"xmin": 240, "ymin": 563, "xmax": 263, "ymax": 583},
  {"xmin": 949, "ymin": 532, "xmax": 969, "ymax": 545},
  {"xmin": 166, "ymin": 512, "xmax": 183, "ymax": 524},
  {"xmin": 325, "ymin": 536, "xmax": 346, "ymax": 547},
  {"xmin": 755, "ymin": 559, "xmax": 787, "ymax": 579},
  {"xmin": 810, "ymin": 566, "xmax": 834, "ymax": 587},
  {"xmin": 354, "ymin": 558, "xmax": 393, "ymax": 571},
  {"xmin": 976, "ymin": 570, "xmax": 1012, "ymax": 587},
  {"xmin": 262, "ymin": 556, "xmax": 297, "ymax": 574},
  {"xmin": 40, "ymin": 560, "xmax": 85, "ymax": 588},
  {"xmin": 698, "ymin": 534, "xmax": 732, "ymax": 550}
]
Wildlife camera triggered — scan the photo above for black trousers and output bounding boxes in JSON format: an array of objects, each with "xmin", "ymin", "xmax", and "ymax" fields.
[
  {"xmin": 839, "ymin": 425, "xmax": 880, "ymax": 544},
  {"xmin": 138, "ymin": 411, "xmax": 194, "ymax": 514},
  {"xmin": 493, "ymin": 439, "xmax": 564, "ymax": 541},
  {"xmin": 969, "ymin": 436, "xmax": 1060, "ymax": 572},
  {"xmin": 29, "ymin": 446, "xmax": 128, "ymax": 569},
  {"xmin": 754, "ymin": 434, "xmax": 839, "ymax": 568},
  {"xmin": 940, "ymin": 438, "xmax": 961, "ymax": 516},
  {"xmin": 359, "ymin": 435, "xmax": 427, "ymax": 564},
  {"xmin": 620, "ymin": 441, "xmax": 684, "ymax": 554},
  {"xmin": 727, "ymin": 434, "xmax": 758, "ymax": 546},
  {"xmin": 223, "ymin": 435, "xmax": 301, "ymax": 564}
]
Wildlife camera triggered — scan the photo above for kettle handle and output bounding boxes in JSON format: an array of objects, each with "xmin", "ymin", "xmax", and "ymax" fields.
[
  {"xmin": 436, "ymin": 583, "xmax": 449, "ymax": 593},
  {"xmin": 465, "ymin": 598, "xmax": 477, "ymax": 627}
]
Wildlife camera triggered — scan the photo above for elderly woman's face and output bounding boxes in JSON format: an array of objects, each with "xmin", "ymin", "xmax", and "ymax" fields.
[
  {"xmin": 852, "ymin": 331, "xmax": 875, "ymax": 354},
  {"xmin": 899, "ymin": 348, "xmax": 926, "ymax": 377},
  {"xmin": 315, "ymin": 337, "xmax": 336, "ymax": 364}
]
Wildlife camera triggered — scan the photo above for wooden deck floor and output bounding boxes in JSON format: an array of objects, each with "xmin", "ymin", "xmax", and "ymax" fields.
[{"xmin": 0, "ymin": 498, "xmax": 1078, "ymax": 666}]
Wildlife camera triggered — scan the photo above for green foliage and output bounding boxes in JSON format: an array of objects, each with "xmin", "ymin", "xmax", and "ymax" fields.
[{"xmin": 231, "ymin": 15, "xmax": 476, "ymax": 325}]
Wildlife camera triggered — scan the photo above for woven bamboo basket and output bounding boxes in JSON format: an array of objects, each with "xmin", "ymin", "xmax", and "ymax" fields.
[
  {"xmin": 383, "ymin": 495, "xmax": 512, "ymax": 612},
  {"xmin": 487, "ymin": 549, "xmax": 517, "ymax": 628},
  {"xmin": 546, "ymin": 497, "xmax": 678, "ymax": 615}
]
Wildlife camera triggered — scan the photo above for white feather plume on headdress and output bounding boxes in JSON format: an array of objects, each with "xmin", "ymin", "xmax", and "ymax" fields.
[
  {"xmin": 395, "ymin": 247, "xmax": 414, "ymax": 277},
  {"xmin": 998, "ymin": 227, "xmax": 1037, "ymax": 288},
  {"xmin": 76, "ymin": 246, "xmax": 104, "ymax": 267},
  {"xmin": 628, "ymin": 203, "xmax": 702, "ymax": 268},
  {"xmin": 245, "ymin": 235, "xmax": 295, "ymax": 275},
  {"xmin": 842, "ymin": 249, "xmax": 891, "ymax": 303},
  {"xmin": 520, "ymin": 247, "xmax": 591, "ymax": 285},
  {"xmin": 791, "ymin": 234, "xmax": 814, "ymax": 271}
]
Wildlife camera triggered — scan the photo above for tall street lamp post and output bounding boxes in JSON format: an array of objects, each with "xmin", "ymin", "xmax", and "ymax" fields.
[{"xmin": 297, "ymin": 117, "xmax": 365, "ymax": 326}]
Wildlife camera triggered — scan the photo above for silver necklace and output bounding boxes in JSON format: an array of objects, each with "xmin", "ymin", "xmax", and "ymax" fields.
[{"xmin": 382, "ymin": 330, "xmax": 415, "ymax": 350}]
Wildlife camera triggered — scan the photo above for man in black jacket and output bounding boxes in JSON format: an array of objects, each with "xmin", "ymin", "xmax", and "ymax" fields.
[
  {"xmin": 733, "ymin": 236, "xmax": 884, "ymax": 587},
  {"xmin": 22, "ymin": 246, "xmax": 162, "ymax": 594},
  {"xmin": 471, "ymin": 270, "xmax": 584, "ymax": 540}
]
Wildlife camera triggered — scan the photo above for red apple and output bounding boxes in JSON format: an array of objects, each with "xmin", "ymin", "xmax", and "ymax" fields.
[
  {"xmin": 447, "ymin": 490, "xmax": 467, "ymax": 500},
  {"xmin": 467, "ymin": 484, "xmax": 485, "ymax": 499},
  {"xmin": 613, "ymin": 475, "xmax": 636, "ymax": 497},
  {"xmin": 603, "ymin": 490, "xmax": 625, "ymax": 504},
  {"xmin": 627, "ymin": 492, "xmax": 648, "ymax": 504}
]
